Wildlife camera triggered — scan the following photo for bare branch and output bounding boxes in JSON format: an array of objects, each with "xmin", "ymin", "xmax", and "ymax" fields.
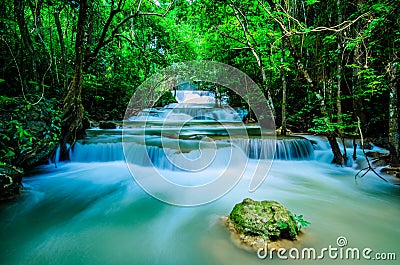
[
  {"xmin": 257, "ymin": 0, "xmax": 291, "ymax": 36},
  {"xmin": 355, "ymin": 116, "xmax": 388, "ymax": 182},
  {"xmin": 228, "ymin": 1, "xmax": 261, "ymax": 68},
  {"xmin": 139, "ymin": 0, "xmax": 175, "ymax": 17},
  {"xmin": 137, "ymin": 12, "xmax": 166, "ymax": 17},
  {"xmin": 231, "ymin": 47, "xmax": 251, "ymax": 50},
  {"xmin": 136, "ymin": 0, "xmax": 143, "ymax": 12},
  {"xmin": 220, "ymin": 32, "xmax": 248, "ymax": 46},
  {"xmin": 258, "ymin": 0, "xmax": 370, "ymax": 36}
]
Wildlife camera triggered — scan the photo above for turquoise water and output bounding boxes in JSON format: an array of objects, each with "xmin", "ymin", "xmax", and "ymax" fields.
[{"xmin": 1, "ymin": 154, "xmax": 399, "ymax": 264}]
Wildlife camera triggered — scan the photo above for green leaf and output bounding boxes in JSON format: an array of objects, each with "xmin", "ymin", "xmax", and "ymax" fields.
[
  {"xmin": 305, "ymin": 0, "xmax": 319, "ymax": 6},
  {"xmin": 295, "ymin": 214, "xmax": 310, "ymax": 230}
]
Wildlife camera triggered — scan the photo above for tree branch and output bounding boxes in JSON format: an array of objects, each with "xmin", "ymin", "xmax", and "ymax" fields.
[
  {"xmin": 136, "ymin": 0, "xmax": 143, "ymax": 12},
  {"xmin": 84, "ymin": 1, "xmax": 124, "ymax": 70},
  {"xmin": 355, "ymin": 116, "xmax": 388, "ymax": 182},
  {"xmin": 84, "ymin": 0, "xmax": 175, "ymax": 70},
  {"xmin": 258, "ymin": 0, "xmax": 369, "ymax": 35},
  {"xmin": 220, "ymin": 32, "xmax": 248, "ymax": 46}
]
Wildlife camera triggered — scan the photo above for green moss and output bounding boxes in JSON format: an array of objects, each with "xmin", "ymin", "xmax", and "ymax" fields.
[{"xmin": 228, "ymin": 198, "xmax": 300, "ymax": 241}]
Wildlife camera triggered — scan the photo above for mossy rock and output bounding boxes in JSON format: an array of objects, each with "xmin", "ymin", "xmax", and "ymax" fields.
[
  {"xmin": 0, "ymin": 164, "xmax": 23, "ymax": 202},
  {"xmin": 228, "ymin": 198, "xmax": 298, "ymax": 242}
]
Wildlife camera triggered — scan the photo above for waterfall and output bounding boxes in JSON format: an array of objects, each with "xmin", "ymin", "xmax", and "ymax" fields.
[
  {"xmin": 232, "ymin": 138, "xmax": 314, "ymax": 160},
  {"xmin": 70, "ymin": 141, "xmax": 207, "ymax": 171},
  {"xmin": 129, "ymin": 90, "xmax": 244, "ymax": 122},
  {"xmin": 299, "ymin": 134, "xmax": 389, "ymax": 167},
  {"xmin": 71, "ymin": 142, "xmax": 125, "ymax": 162},
  {"xmin": 70, "ymin": 137, "xmax": 315, "ymax": 166},
  {"xmin": 131, "ymin": 105, "xmax": 243, "ymax": 122},
  {"xmin": 48, "ymin": 144, "xmax": 70, "ymax": 165},
  {"xmin": 175, "ymin": 90, "xmax": 217, "ymax": 104}
]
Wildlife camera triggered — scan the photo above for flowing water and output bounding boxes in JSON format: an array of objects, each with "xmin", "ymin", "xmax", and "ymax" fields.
[{"xmin": 1, "ymin": 91, "xmax": 399, "ymax": 265}]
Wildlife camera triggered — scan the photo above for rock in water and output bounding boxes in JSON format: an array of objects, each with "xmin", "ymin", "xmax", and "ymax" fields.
[
  {"xmin": 0, "ymin": 164, "xmax": 23, "ymax": 202},
  {"xmin": 99, "ymin": 121, "xmax": 117, "ymax": 129},
  {"xmin": 226, "ymin": 198, "xmax": 299, "ymax": 250}
]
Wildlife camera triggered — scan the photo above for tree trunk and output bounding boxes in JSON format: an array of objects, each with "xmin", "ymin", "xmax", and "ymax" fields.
[
  {"xmin": 336, "ymin": 60, "xmax": 347, "ymax": 164},
  {"xmin": 336, "ymin": 0, "xmax": 347, "ymax": 164},
  {"xmin": 215, "ymin": 86, "xmax": 219, "ymax": 108},
  {"xmin": 229, "ymin": 1, "xmax": 275, "ymax": 116},
  {"xmin": 281, "ymin": 45, "xmax": 287, "ymax": 136},
  {"xmin": 282, "ymin": 35, "xmax": 344, "ymax": 164},
  {"xmin": 60, "ymin": 0, "xmax": 88, "ymax": 158},
  {"xmin": 388, "ymin": 62, "xmax": 399, "ymax": 167},
  {"xmin": 14, "ymin": 0, "xmax": 38, "ymax": 84},
  {"xmin": 54, "ymin": 5, "xmax": 68, "ymax": 90},
  {"xmin": 327, "ymin": 134, "xmax": 343, "ymax": 165},
  {"xmin": 351, "ymin": 0, "xmax": 367, "ymax": 127}
]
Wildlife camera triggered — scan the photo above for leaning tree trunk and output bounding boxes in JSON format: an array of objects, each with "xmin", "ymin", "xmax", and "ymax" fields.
[
  {"xmin": 60, "ymin": 0, "xmax": 88, "ymax": 159},
  {"xmin": 327, "ymin": 134, "xmax": 343, "ymax": 165},
  {"xmin": 283, "ymin": 35, "xmax": 344, "ymax": 164}
]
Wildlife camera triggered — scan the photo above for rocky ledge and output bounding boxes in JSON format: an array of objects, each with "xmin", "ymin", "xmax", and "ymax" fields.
[{"xmin": 225, "ymin": 198, "xmax": 307, "ymax": 251}]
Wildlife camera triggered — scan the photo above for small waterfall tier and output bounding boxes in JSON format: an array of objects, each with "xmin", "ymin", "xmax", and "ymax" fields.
[
  {"xmin": 232, "ymin": 138, "xmax": 314, "ymax": 160},
  {"xmin": 131, "ymin": 105, "xmax": 244, "ymax": 123},
  {"xmin": 175, "ymin": 90, "xmax": 220, "ymax": 104},
  {"xmin": 71, "ymin": 136, "xmax": 315, "ymax": 166},
  {"xmin": 128, "ymin": 90, "xmax": 247, "ymax": 123}
]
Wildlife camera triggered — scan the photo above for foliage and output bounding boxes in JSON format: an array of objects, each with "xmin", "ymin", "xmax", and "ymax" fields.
[
  {"xmin": 0, "ymin": 96, "xmax": 62, "ymax": 167},
  {"xmin": 294, "ymin": 214, "xmax": 311, "ymax": 230},
  {"xmin": 309, "ymin": 114, "xmax": 358, "ymax": 136},
  {"xmin": 153, "ymin": 90, "xmax": 177, "ymax": 108}
]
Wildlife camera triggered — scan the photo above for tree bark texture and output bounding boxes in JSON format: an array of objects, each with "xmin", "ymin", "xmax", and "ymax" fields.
[{"xmin": 60, "ymin": 0, "xmax": 89, "ymax": 157}]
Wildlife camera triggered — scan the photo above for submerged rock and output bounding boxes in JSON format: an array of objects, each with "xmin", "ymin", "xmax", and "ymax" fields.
[{"xmin": 226, "ymin": 198, "xmax": 300, "ymax": 251}]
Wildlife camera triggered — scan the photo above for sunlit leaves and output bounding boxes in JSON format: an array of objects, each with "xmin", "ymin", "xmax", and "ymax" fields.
[{"xmin": 305, "ymin": 0, "xmax": 319, "ymax": 6}]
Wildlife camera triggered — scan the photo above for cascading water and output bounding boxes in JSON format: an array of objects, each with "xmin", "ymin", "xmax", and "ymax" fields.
[
  {"xmin": 300, "ymin": 134, "xmax": 390, "ymax": 168},
  {"xmin": 232, "ymin": 138, "xmax": 314, "ymax": 160},
  {"xmin": 1, "ymin": 90, "xmax": 399, "ymax": 265},
  {"xmin": 70, "ymin": 137, "xmax": 315, "ymax": 163},
  {"xmin": 131, "ymin": 105, "xmax": 244, "ymax": 122},
  {"xmin": 175, "ymin": 90, "xmax": 217, "ymax": 104},
  {"xmin": 130, "ymin": 89, "xmax": 243, "ymax": 123}
]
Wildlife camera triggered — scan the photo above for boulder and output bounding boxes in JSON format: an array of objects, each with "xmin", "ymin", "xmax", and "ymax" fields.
[
  {"xmin": 381, "ymin": 167, "xmax": 400, "ymax": 176},
  {"xmin": 0, "ymin": 164, "xmax": 23, "ymax": 202},
  {"xmin": 226, "ymin": 198, "xmax": 300, "ymax": 250},
  {"xmin": 99, "ymin": 121, "xmax": 117, "ymax": 129}
]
